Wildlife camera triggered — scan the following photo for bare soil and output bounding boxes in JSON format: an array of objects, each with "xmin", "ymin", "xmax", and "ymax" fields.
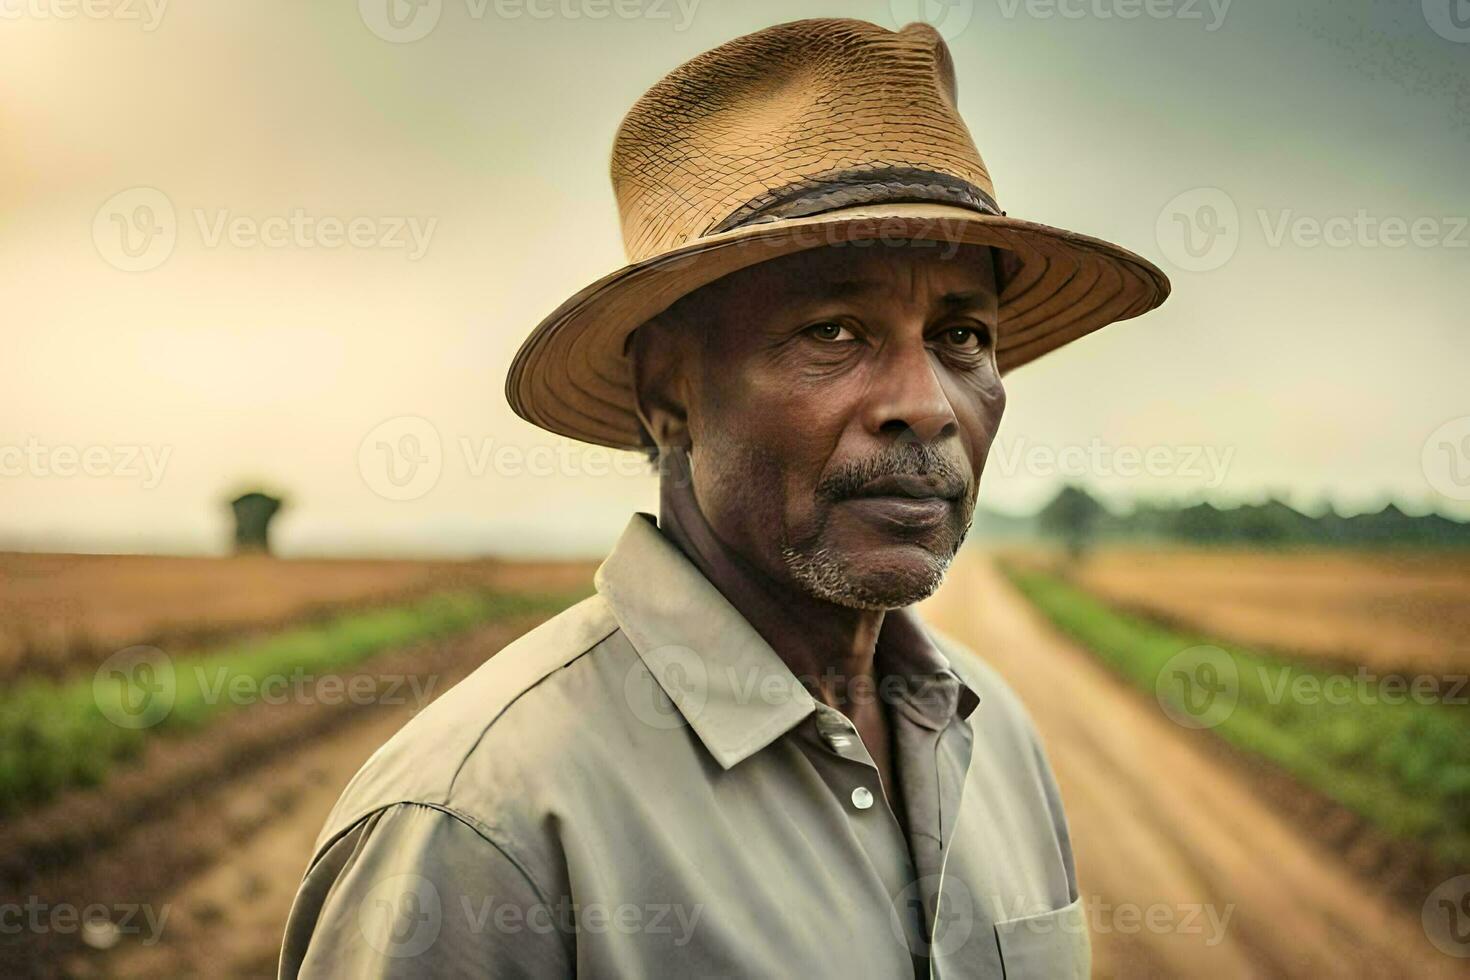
[
  {"xmin": 0, "ymin": 552, "xmax": 596, "ymax": 680},
  {"xmin": 2, "ymin": 617, "xmax": 553, "ymax": 979},
  {"xmin": 7, "ymin": 552, "xmax": 1465, "ymax": 977}
]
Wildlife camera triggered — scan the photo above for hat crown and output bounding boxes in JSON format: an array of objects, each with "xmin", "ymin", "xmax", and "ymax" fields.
[{"xmin": 610, "ymin": 18, "xmax": 997, "ymax": 263}]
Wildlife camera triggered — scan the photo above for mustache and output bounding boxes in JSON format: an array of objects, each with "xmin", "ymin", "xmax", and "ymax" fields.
[{"xmin": 816, "ymin": 443, "xmax": 971, "ymax": 502}]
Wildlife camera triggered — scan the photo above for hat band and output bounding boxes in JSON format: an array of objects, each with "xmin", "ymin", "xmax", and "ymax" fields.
[{"xmin": 709, "ymin": 166, "xmax": 1003, "ymax": 236}]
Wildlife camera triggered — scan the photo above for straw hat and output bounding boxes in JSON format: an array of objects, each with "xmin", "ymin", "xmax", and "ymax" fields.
[{"xmin": 505, "ymin": 18, "xmax": 1170, "ymax": 450}]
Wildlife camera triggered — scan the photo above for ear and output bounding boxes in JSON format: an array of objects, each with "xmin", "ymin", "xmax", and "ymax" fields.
[{"xmin": 629, "ymin": 314, "xmax": 692, "ymax": 452}]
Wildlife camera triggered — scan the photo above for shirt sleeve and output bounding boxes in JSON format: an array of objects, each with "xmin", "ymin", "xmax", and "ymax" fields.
[{"xmin": 279, "ymin": 802, "xmax": 574, "ymax": 979}]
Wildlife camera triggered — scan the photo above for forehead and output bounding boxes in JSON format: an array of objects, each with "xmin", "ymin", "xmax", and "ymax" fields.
[{"xmin": 688, "ymin": 242, "xmax": 997, "ymax": 317}]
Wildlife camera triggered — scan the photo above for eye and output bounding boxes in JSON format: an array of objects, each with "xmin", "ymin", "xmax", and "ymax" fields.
[
  {"xmin": 805, "ymin": 320, "xmax": 856, "ymax": 343},
  {"xmin": 937, "ymin": 325, "xmax": 990, "ymax": 350}
]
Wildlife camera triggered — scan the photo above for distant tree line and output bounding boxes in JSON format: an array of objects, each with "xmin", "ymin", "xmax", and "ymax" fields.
[{"xmin": 993, "ymin": 485, "xmax": 1470, "ymax": 553}]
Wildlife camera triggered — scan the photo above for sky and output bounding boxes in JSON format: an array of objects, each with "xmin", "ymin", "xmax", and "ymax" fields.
[{"xmin": 2, "ymin": 0, "xmax": 1467, "ymax": 557}]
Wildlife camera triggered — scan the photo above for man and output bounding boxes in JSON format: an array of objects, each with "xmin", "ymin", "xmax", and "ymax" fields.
[{"xmin": 280, "ymin": 18, "xmax": 1168, "ymax": 979}]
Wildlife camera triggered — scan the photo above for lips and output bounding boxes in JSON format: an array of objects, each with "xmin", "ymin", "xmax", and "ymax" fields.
[
  {"xmin": 848, "ymin": 473, "xmax": 963, "ymax": 502},
  {"xmin": 839, "ymin": 472, "xmax": 964, "ymax": 532}
]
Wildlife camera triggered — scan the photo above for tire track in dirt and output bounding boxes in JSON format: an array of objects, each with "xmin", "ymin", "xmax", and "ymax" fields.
[{"xmin": 917, "ymin": 552, "xmax": 1463, "ymax": 979}]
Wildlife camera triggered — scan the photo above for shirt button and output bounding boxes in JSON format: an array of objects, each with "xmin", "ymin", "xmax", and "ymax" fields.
[{"xmin": 851, "ymin": 786, "xmax": 874, "ymax": 810}]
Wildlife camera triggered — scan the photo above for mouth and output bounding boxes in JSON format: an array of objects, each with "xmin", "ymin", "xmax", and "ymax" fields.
[
  {"xmin": 848, "ymin": 473, "xmax": 964, "ymax": 502},
  {"xmin": 838, "ymin": 473, "xmax": 964, "ymax": 530}
]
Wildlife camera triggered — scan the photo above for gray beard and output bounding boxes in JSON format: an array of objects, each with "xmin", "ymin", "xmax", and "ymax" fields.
[
  {"xmin": 779, "ymin": 536, "xmax": 962, "ymax": 611},
  {"xmin": 774, "ymin": 440, "xmax": 978, "ymax": 609}
]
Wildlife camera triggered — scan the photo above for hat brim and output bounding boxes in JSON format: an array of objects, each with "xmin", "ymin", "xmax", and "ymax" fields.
[{"xmin": 505, "ymin": 202, "xmax": 1169, "ymax": 450}]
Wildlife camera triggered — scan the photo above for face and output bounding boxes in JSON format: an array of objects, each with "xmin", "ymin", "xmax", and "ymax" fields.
[{"xmin": 636, "ymin": 241, "xmax": 1005, "ymax": 610}]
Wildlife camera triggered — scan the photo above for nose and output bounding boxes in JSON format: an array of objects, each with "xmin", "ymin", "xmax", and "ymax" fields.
[{"xmin": 862, "ymin": 340, "xmax": 959, "ymax": 445}]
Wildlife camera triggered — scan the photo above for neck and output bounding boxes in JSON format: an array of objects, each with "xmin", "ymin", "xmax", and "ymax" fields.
[{"xmin": 655, "ymin": 451, "xmax": 885, "ymax": 715}]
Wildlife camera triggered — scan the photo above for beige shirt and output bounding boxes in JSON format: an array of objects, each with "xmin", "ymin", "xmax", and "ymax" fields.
[{"xmin": 280, "ymin": 514, "xmax": 1087, "ymax": 979}]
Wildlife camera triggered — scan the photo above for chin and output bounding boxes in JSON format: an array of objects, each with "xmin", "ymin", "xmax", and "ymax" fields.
[{"xmin": 780, "ymin": 539, "xmax": 957, "ymax": 611}]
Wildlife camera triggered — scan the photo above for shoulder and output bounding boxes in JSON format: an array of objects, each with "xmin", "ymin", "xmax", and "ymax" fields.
[{"xmin": 310, "ymin": 593, "xmax": 642, "ymax": 862}]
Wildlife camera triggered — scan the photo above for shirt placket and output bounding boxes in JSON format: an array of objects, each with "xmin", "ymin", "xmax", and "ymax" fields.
[
  {"xmin": 805, "ymin": 702, "xmax": 930, "ymax": 975},
  {"xmin": 925, "ymin": 716, "xmax": 976, "ymax": 979}
]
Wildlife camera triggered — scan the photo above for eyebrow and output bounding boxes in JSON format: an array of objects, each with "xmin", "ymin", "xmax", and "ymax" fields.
[
  {"xmin": 937, "ymin": 291, "xmax": 990, "ymax": 309},
  {"xmin": 814, "ymin": 278, "xmax": 881, "ymax": 300}
]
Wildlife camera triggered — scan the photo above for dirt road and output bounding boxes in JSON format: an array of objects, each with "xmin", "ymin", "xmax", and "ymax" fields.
[{"xmin": 919, "ymin": 553, "xmax": 1463, "ymax": 978}]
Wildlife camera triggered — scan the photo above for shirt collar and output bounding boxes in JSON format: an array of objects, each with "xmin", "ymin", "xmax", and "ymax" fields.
[
  {"xmin": 595, "ymin": 513, "xmax": 979, "ymax": 769},
  {"xmin": 874, "ymin": 604, "xmax": 982, "ymax": 730}
]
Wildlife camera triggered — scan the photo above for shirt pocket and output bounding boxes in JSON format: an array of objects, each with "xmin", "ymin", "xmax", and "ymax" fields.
[{"xmin": 992, "ymin": 895, "xmax": 1090, "ymax": 980}]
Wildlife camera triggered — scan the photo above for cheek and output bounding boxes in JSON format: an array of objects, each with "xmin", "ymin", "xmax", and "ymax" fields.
[
  {"xmin": 691, "ymin": 366, "xmax": 845, "ymax": 531},
  {"xmin": 950, "ymin": 369, "xmax": 1006, "ymax": 469}
]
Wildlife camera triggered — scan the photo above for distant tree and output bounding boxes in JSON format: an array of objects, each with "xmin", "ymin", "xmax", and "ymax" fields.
[
  {"xmin": 229, "ymin": 491, "xmax": 283, "ymax": 555},
  {"xmin": 1233, "ymin": 500, "xmax": 1305, "ymax": 543},
  {"xmin": 1066, "ymin": 494, "xmax": 1470, "ymax": 550},
  {"xmin": 1038, "ymin": 485, "xmax": 1107, "ymax": 560},
  {"xmin": 1168, "ymin": 500, "xmax": 1227, "ymax": 543},
  {"xmin": 1121, "ymin": 499, "xmax": 1176, "ymax": 541}
]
